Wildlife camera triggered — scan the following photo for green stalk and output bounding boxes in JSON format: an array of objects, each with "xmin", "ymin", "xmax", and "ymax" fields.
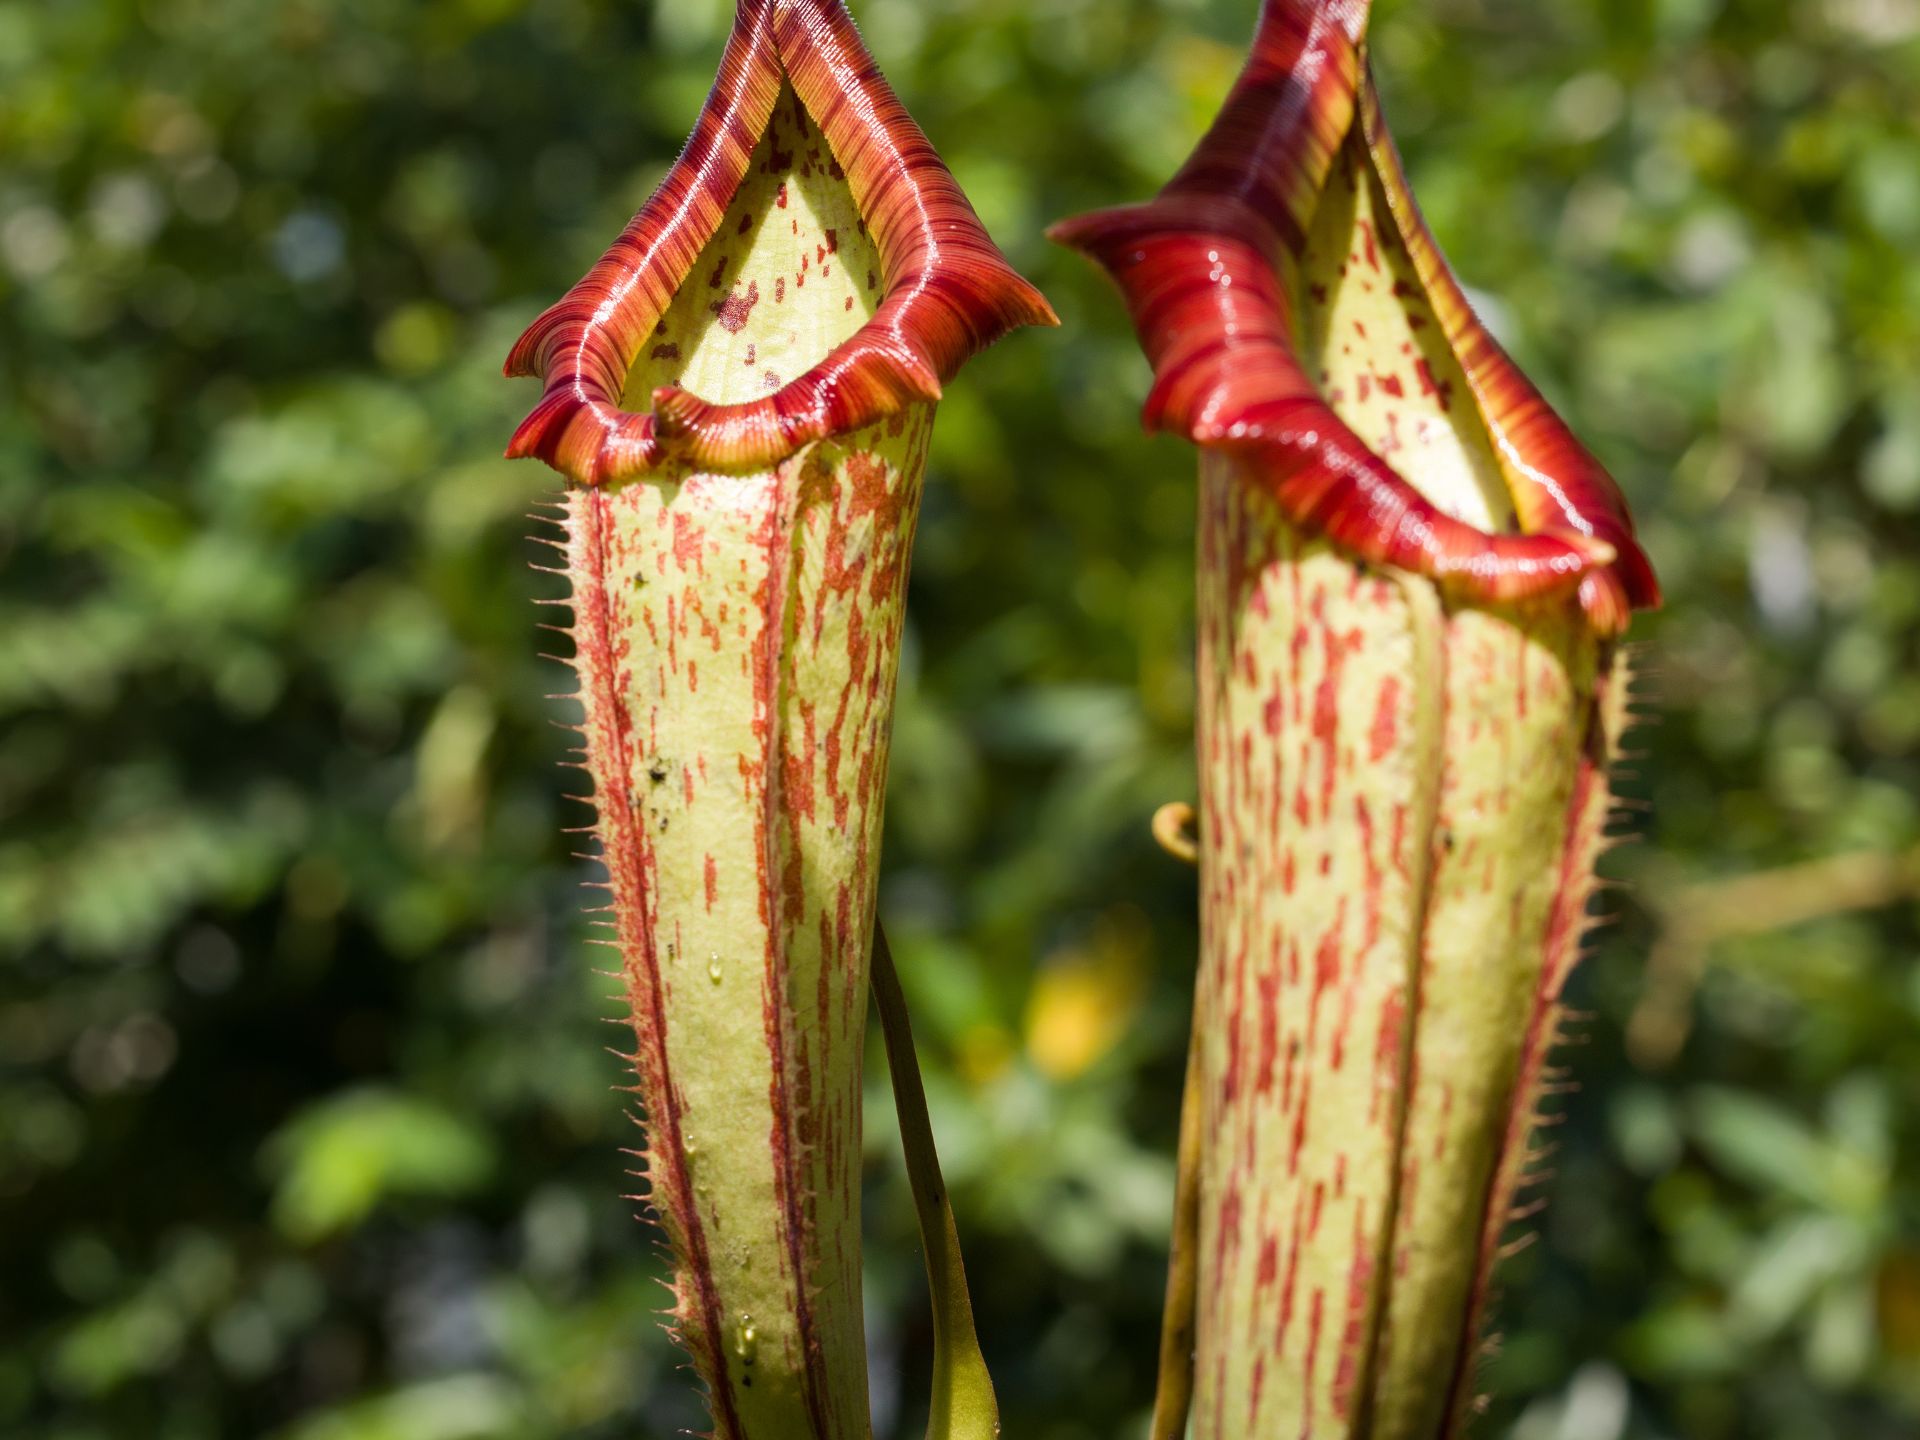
[{"xmin": 871, "ymin": 928, "xmax": 1000, "ymax": 1440}]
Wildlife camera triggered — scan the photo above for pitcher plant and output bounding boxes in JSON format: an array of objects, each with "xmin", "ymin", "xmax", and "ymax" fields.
[
  {"xmin": 1054, "ymin": 1, "xmax": 1659, "ymax": 1433},
  {"xmin": 504, "ymin": 2, "xmax": 1053, "ymax": 1434}
]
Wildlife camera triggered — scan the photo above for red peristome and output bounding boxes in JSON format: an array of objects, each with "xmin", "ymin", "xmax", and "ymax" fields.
[
  {"xmin": 1049, "ymin": 210, "xmax": 1602, "ymax": 604},
  {"xmin": 1355, "ymin": 79, "xmax": 1661, "ymax": 626},
  {"xmin": 505, "ymin": 0, "xmax": 1054, "ymax": 484},
  {"xmin": 1050, "ymin": 0, "xmax": 1655, "ymax": 633},
  {"xmin": 1160, "ymin": 0, "xmax": 1369, "ymax": 247},
  {"xmin": 505, "ymin": 1, "xmax": 778, "ymax": 484}
]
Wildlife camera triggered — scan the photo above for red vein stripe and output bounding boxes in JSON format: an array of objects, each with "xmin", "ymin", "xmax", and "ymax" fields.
[
  {"xmin": 505, "ymin": 0, "xmax": 1054, "ymax": 484},
  {"xmin": 1438, "ymin": 656, "xmax": 1629, "ymax": 1436},
  {"xmin": 1050, "ymin": 0, "xmax": 1656, "ymax": 632},
  {"xmin": 735, "ymin": 457, "xmax": 830, "ymax": 1440},
  {"xmin": 566, "ymin": 490, "xmax": 743, "ymax": 1439}
]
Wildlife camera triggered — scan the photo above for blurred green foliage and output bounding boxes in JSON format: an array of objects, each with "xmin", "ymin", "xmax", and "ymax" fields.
[{"xmin": 3, "ymin": 0, "xmax": 1918, "ymax": 1436}]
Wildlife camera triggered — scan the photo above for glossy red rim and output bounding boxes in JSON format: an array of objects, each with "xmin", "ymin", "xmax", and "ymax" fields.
[
  {"xmin": 1052, "ymin": 0, "xmax": 1657, "ymax": 631},
  {"xmin": 506, "ymin": 0, "xmax": 1055, "ymax": 484}
]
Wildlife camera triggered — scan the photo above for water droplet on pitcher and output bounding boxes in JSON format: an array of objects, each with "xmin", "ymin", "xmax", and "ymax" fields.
[
  {"xmin": 734, "ymin": 1312, "xmax": 758, "ymax": 1364},
  {"xmin": 707, "ymin": 953, "xmax": 724, "ymax": 984}
]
